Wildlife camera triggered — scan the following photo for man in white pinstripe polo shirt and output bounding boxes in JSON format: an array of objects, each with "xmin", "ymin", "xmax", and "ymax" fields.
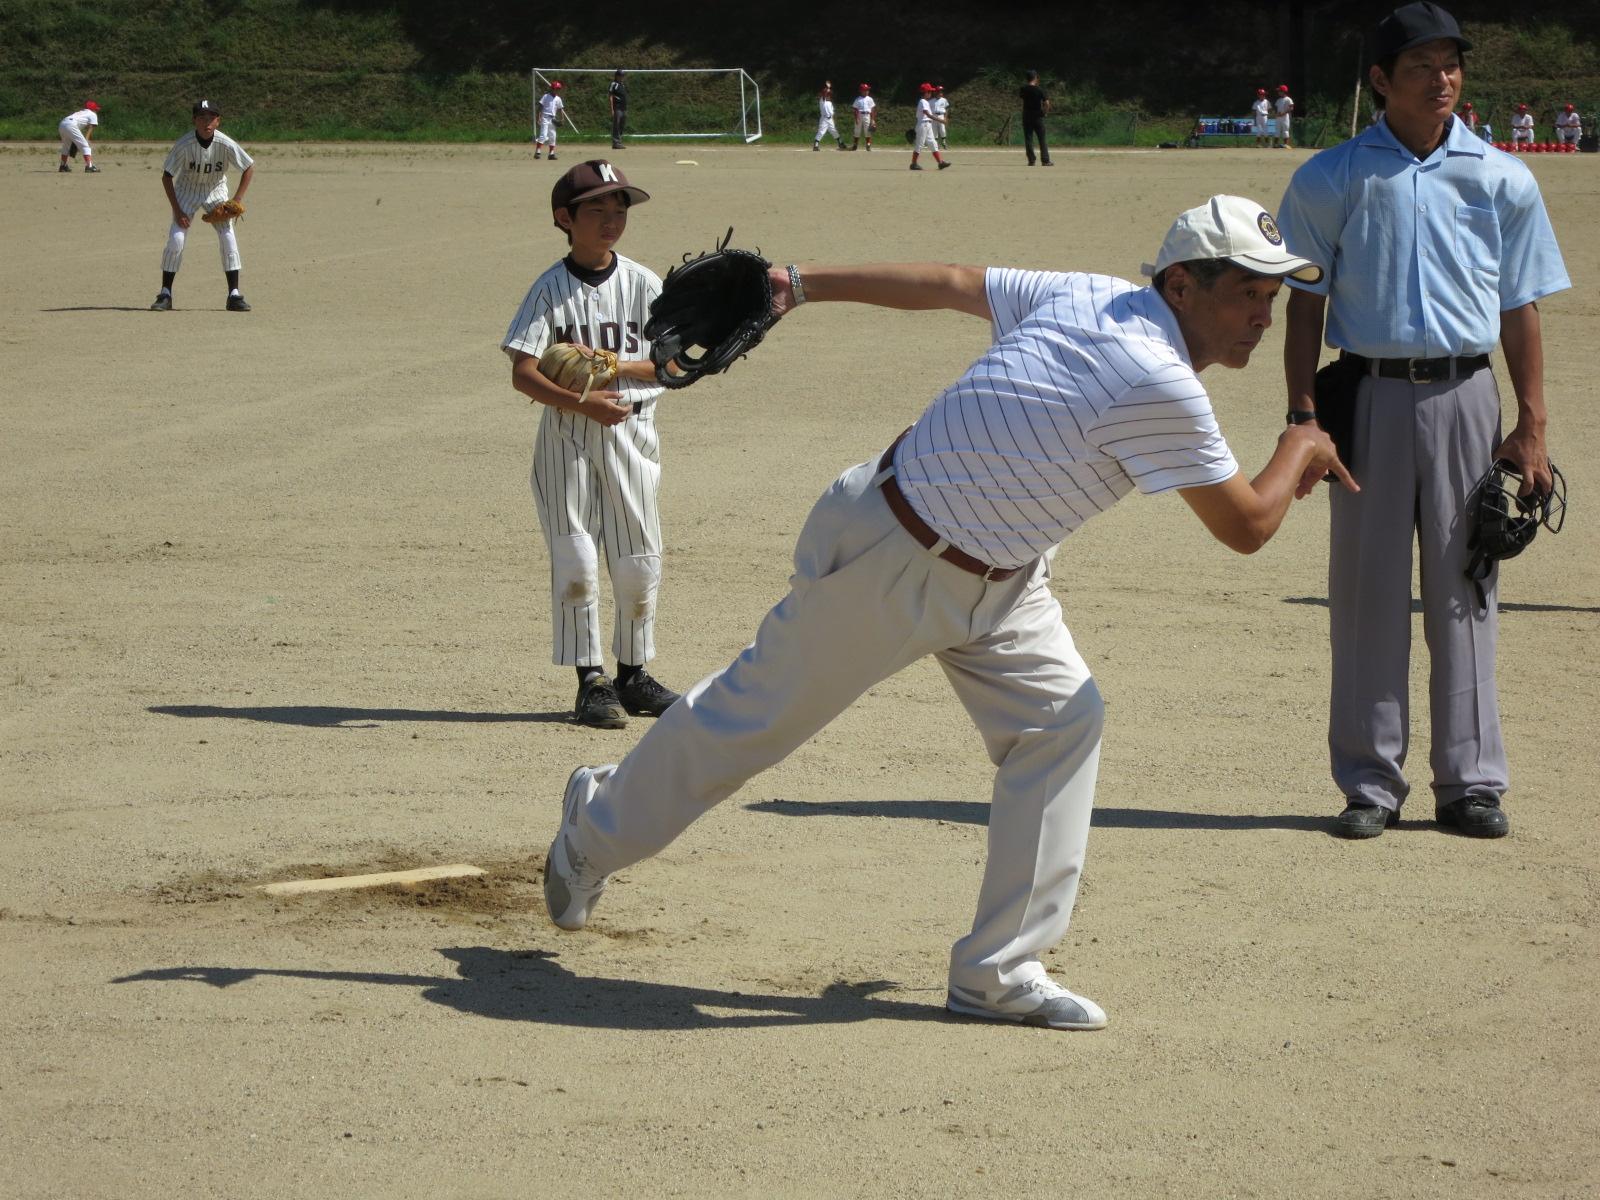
[{"xmin": 543, "ymin": 195, "xmax": 1355, "ymax": 1031}]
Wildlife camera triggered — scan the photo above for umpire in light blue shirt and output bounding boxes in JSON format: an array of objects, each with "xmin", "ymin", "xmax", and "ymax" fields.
[{"xmin": 1277, "ymin": 1, "xmax": 1569, "ymax": 841}]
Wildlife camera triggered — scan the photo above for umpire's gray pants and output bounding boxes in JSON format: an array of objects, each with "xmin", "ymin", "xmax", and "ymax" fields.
[{"xmin": 1328, "ymin": 367, "xmax": 1507, "ymax": 811}]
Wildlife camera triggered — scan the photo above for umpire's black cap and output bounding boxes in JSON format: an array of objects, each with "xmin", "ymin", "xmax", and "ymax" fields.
[
  {"xmin": 551, "ymin": 160, "xmax": 651, "ymax": 213},
  {"xmin": 1370, "ymin": 2, "xmax": 1472, "ymax": 63}
]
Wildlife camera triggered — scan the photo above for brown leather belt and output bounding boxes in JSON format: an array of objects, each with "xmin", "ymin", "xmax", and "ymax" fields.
[
  {"xmin": 1346, "ymin": 352, "xmax": 1490, "ymax": 384},
  {"xmin": 876, "ymin": 433, "xmax": 1023, "ymax": 582}
]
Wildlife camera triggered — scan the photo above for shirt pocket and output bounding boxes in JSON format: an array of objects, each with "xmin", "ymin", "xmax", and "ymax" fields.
[{"xmin": 1454, "ymin": 204, "xmax": 1501, "ymax": 273}]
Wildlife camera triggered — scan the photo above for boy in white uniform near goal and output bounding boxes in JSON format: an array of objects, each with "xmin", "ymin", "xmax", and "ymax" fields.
[
  {"xmin": 1555, "ymin": 104, "xmax": 1581, "ymax": 146},
  {"xmin": 814, "ymin": 82, "xmax": 847, "ymax": 151},
  {"xmin": 1273, "ymin": 85, "xmax": 1294, "ymax": 148},
  {"xmin": 850, "ymin": 84, "xmax": 877, "ymax": 151},
  {"xmin": 536, "ymin": 82, "xmax": 565, "ymax": 161},
  {"xmin": 501, "ymin": 160, "xmax": 682, "ymax": 728},
  {"xmin": 57, "ymin": 102, "xmax": 100, "ymax": 172},
  {"xmin": 148, "ymin": 100, "xmax": 255, "ymax": 313}
]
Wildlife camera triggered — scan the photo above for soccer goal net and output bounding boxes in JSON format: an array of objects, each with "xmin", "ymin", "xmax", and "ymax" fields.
[{"xmin": 530, "ymin": 68, "xmax": 763, "ymax": 143}]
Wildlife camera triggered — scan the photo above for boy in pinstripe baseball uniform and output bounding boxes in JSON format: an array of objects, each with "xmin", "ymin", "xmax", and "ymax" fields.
[
  {"xmin": 57, "ymin": 101, "xmax": 100, "ymax": 172},
  {"xmin": 149, "ymin": 100, "xmax": 255, "ymax": 313},
  {"xmin": 502, "ymin": 160, "xmax": 680, "ymax": 728},
  {"xmin": 543, "ymin": 195, "xmax": 1354, "ymax": 1030}
]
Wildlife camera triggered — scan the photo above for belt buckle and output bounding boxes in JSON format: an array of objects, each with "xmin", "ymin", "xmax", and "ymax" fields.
[
  {"xmin": 1408, "ymin": 359, "xmax": 1438, "ymax": 384},
  {"xmin": 982, "ymin": 565, "xmax": 1008, "ymax": 582}
]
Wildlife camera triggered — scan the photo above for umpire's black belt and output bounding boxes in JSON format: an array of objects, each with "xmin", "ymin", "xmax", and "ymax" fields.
[
  {"xmin": 1346, "ymin": 352, "xmax": 1491, "ymax": 384},
  {"xmin": 876, "ymin": 432, "xmax": 1023, "ymax": 583}
]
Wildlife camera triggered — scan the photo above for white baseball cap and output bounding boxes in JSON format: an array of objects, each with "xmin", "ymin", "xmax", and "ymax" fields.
[{"xmin": 1141, "ymin": 194, "xmax": 1323, "ymax": 284}]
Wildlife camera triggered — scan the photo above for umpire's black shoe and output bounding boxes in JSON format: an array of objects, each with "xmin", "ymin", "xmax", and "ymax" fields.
[
  {"xmin": 227, "ymin": 294, "xmax": 252, "ymax": 312},
  {"xmin": 617, "ymin": 670, "xmax": 680, "ymax": 718},
  {"xmin": 575, "ymin": 675, "xmax": 628, "ymax": 729},
  {"xmin": 1334, "ymin": 800, "xmax": 1394, "ymax": 839},
  {"xmin": 149, "ymin": 292, "xmax": 172, "ymax": 311},
  {"xmin": 1436, "ymin": 796, "xmax": 1509, "ymax": 838}
]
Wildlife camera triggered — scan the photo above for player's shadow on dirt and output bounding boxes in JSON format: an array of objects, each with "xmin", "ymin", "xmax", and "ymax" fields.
[
  {"xmin": 1285, "ymin": 595, "xmax": 1600, "ymax": 614},
  {"xmin": 148, "ymin": 704, "xmax": 572, "ymax": 727},
  {"xmin": 112, "ymin": 947, "xmax": 928, "ymax": 1030},
  {"xmin": 747, "ymin": 797, "xmax": 1343, "ymax": 833}
]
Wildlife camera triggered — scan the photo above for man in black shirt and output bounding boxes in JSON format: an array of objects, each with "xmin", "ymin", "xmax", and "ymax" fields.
[
  {"xmin": 1019, "ymin": 70, "xmax": 1053, "ymax": 166},
  {"xmin": 608, "ymin": 69, "xmax": 628, "ymax": 150}
]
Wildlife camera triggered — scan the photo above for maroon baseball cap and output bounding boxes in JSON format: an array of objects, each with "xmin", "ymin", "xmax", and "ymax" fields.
[{"xmin": 550, "ymin": 159, "xmax": 651, "ymax": 213}]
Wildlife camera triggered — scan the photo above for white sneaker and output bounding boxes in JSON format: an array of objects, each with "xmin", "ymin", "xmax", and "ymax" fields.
[
  {"xmin": 946, "ymin": 977, "xmax": 1107, "ymax": 1031},
  {"xmin": 544, "ymin": 767, "xmax": 609, "ymax": 930}
]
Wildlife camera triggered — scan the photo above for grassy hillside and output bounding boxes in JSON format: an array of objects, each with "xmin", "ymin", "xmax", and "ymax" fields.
[{"xmin": 2, "ymin": 0, "xmax": 1596, "ymax": 144}]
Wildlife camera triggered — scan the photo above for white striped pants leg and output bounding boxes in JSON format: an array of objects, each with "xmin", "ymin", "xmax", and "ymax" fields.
[{"xmin": 532, "ymin": 405, "xmax": 662, "ymax": 668}]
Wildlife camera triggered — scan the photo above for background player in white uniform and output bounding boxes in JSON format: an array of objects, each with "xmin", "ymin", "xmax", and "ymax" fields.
[
  {"xmin": 535, "ymin": 82, "xmax": 565, "ymax": 160},
  {"xmin": 501, "ymin": 159, "xmax": 681, "ymax": 728},
  {"xmin": 149, "ymin": 100, "xmax": 255, "ymax": 313},
  {"xmin": 813, "ymin": 82, "xmax": 846, "ymax": 151},
  {"xmin": 540, "ymin": 195, "xmax": 1351, "ymax": 1032},
  {"xmin": 57, "ymin": 102, "xmax": 100, "ymax": 173},
  {"xmin": 1252, "ymin": 88, "xmax": 1272, "ymax": 147},
  {"xmin": 910, "ymin": 83, "xmax": 949, "ymax": 170},
  {"xmin": 932, "ymin": 84, "xmax": 951, "ymax": 149},
  {"xmin": 1555, "ymin": 103, "xmax": 1581, "ymax": 146},
  {"xmin": 1511, "ymin": 103, "xmax": 1534, "ymax": 145},
  {"xmin": 1273, "ymin": 85, "xmax": 1295, "ymax": 148},
  {"xmin": 850, "ymin": 84, "xmax": 877, "ymax": 151}
]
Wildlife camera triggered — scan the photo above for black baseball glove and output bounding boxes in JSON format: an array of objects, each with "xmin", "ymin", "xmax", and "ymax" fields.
[
  {"xmin": 1465, "ymin": 458, "xmax": 1567, "ymax": 610},
  {"xmin": 645, "ymin": 228, "xmax": 777, "ymax": 388}
]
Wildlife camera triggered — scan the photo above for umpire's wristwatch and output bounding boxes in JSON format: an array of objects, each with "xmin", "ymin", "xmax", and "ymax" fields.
[{"xmin": 1286, "ymin": 409, "xmax": 1318, "ymax": 425}]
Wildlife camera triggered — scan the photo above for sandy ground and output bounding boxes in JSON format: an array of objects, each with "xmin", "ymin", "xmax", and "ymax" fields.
[{"xmin": 1, "ymin": 138, "xmax": 1597, "ymax": 1199}]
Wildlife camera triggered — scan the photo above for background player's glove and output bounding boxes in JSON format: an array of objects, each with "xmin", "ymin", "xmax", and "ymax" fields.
[
  {"xmin": 645, "ymin": 228, "xmax": 777, "ymax": 389},
  {"xmin": 201, "ymin": 199, "xmax": 246, "ymax": 224},
  {"xmin": 1464, "ymin": 458, "xmax": 1567, "ymax": 610},
  {"xmin": 904, "ymin": 127, "xmax": 916, "ymax": 144},
  {"xmin": 537, "ymin": 342, "xmax": 619, "ymax": 404},
  {"xmin": 870, "ymin": 119, "xmax": 878, "ymax": 132},
  {"xmin": 68, "ymin": 144, "xmax": 79, "ymax": 159}
]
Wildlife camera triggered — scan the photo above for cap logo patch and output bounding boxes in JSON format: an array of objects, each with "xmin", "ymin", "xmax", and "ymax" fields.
[
  {"xmin": 598, "ymin": 162, "xmax": 618, "ymax": 182},
  {"xmin": 1257, "ymin": 212, "xmax": 1283, "ymax": 245}
]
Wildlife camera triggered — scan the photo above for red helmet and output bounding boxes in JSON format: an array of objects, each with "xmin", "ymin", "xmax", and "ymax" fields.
[
  {"xmin": 85, "ymin": 100, "xmax": 100, "ymax": 112},
  {"xmin": 1565, "ymin": 103, "xmax": 1575, "ymax": 112},
  {"xmin": 551, "ymin": 81, "xmax": 564, "ymax": 91},
  {"xmin": 1517, "ymin": 102, "xmax": 1527, "ymax": 111},
  {"xmin": 859, "ymin": 83, "xmax": 870, "ymax": 93},
  {"xmin": 1278, "ymin": 84, "xmax": 1289, "ymax": 92},
  {"xmin": 1463, "ymin": 100, "xmax": 1473, "ymax": 108},
  {"xmin": 919, "ymin": 82, "xmax": 934, "ymax": 93},
  {"xmin": 934, "ymin": 84, "xmax": 944, "ymax": 93},
  {"xmin": 1256, "ymin": 88, "xmax": 1267, "ymax": 96}
]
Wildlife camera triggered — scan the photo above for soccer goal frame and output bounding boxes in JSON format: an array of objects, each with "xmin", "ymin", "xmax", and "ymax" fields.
[{"xmin": 530, "ymin": 67, "xmax": 762, "ymax": 143}]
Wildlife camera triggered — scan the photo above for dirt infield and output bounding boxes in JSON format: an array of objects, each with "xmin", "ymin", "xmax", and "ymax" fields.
[{"xmin": 2, "ymin": 139, "xmax": 1596, "ymax": 1198}]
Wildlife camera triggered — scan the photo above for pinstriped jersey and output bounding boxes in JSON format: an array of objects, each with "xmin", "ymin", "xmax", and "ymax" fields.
[
  {"xmin": 162, "ymin": 130, "xmax": 253, "ymax": 211},
  {"xmin": 893, "ymin": 268, "xmax": 1239, "ymax": 568},
  {"xmin": 501, "ymin": 252, "xmax": 665, "ymax": 405}
]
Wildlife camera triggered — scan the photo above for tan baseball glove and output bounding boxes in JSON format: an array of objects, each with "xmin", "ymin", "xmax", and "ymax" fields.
[
  {"xmin": 201, "ymin": 199, "xmax": 246, "ymax": 224},
  {"xmin": 537, "ymin": 342, "xmax": 619, "ymax": 403}
]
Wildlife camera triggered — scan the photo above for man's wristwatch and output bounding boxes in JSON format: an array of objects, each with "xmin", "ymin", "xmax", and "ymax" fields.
[{"xmin": 1286, "ymin": 410, "xmax": 1318, "ymax": 425}]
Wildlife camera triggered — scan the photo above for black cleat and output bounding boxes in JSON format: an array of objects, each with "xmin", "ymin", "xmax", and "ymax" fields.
[
  {"xmin": 150, "ymin": 292, "xmax": 172, "ymax": 311},
  {"xmin": 937, "ymin": 160, "xmax": 952, "ymax": 170},
  {"xmin": 574, "ymin": 675, "xmax": 628, "ymax": 729},
  {"xmin": 617, "ymin": 671, "xmax": 680, "ymax": 717},
  {"xmin": 226, "ymin": 294, "xmax": 252, "ymax": 312}
]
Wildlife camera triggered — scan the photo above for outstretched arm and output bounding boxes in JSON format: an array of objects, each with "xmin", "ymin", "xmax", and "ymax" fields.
[
  {"xmin": 1180, "ymin": 425, "xmax": 1357, "ymax": 554},
  {"xmin": 768, "ymin": 263, "xmax": 991, "ymax": 320}
]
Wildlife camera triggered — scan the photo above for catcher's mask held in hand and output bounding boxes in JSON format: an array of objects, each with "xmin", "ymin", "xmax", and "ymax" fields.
[
  {"xmin": 645, "ymin": 228, "xmax": 778, "ymax": 388},
  {"xmin": 1465, "ymin": 458, "xmax": 1567, "ymax": 610}
]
